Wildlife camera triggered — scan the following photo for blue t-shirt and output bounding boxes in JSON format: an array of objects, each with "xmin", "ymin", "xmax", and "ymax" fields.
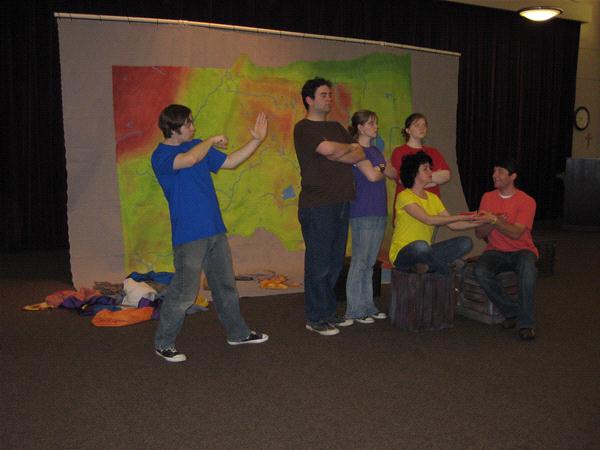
[
  {"xmin": 349, "ymin": 146, "xmax": 387, "ymax": 218},
  {"xmin": 151, "ymin": 139, "xmax": 227, "ymax": 246}
]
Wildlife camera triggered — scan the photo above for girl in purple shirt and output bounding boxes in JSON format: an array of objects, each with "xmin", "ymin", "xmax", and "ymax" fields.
[{"xmin": 345, "ymin": 110, "xmax": 397, "ymax": 323}]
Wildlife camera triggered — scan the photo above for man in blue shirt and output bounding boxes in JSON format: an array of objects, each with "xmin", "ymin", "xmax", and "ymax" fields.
[{"xmin": 151, "ymin": 104, "xmax": 269, "ymax": 362}]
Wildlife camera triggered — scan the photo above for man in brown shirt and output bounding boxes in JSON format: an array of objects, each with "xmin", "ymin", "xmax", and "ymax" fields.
[{"xmin": 293, "ymin": 77, "xmax": 365, "ymax": 336}]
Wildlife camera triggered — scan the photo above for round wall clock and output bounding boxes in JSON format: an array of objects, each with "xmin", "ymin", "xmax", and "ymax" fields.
[{"xmin": 574, "ymin": 106, "xmax": 590, "ymax": 131}]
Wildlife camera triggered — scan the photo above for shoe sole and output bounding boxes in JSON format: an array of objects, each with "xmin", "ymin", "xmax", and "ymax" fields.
[
  {"xmin": 155, "ymin": 350, "xmax": 187, "ymax": 362},
  {"xmin": 227, "ymin": 334, "xmax": 270, "ymax": 346},
  {"xmin": 371, "ymin": 314, "xmax": 387, "ymax": 320},
  {"xmin": 305, "ymin": 324, "xmax": 340, "ymax": 336},
  {"xmin": 355, "ymin": 318, "xmax": 375, "ymax": 324}
]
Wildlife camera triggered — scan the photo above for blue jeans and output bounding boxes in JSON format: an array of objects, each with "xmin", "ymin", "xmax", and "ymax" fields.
[
  {"xmin": 154, "ymin": 234, "xmax": 250, "ymax": 349},
  {"xmin": 345, "ymin": 216, "xmax": 386, "ymax": 318},
  {"xmin": 298, "ymin": 202, "xmax": 349, "ymax": 324},
  {"xmin": 474, "ymin": 250, "xmax": 537, "ymax": 328},
  {"xmin": 393, "ymin": 236, "xmax": 473, "ymax": 275}
]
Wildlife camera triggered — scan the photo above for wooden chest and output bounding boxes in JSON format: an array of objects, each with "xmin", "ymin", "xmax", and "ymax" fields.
[
  {"xmin": 389, "ymin": 270, "xmax": 454, "ymax": 332},
  {"xmin": 455, "ymin": 262, "xmax": 518, "ymax": 324}
]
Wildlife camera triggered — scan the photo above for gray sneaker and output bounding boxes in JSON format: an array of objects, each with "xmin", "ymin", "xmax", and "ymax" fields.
[{"xmin": 305, "ymin": 322, "xmax": 340, "ymax": 336}]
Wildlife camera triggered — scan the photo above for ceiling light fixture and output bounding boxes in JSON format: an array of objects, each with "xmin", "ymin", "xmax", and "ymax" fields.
[{"xmin": 518, "ymin": 6, "xmax": 563, "ymax": 22}]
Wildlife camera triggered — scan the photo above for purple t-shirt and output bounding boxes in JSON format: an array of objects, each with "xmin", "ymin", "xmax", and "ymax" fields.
[{"xmin": 349, "ymin": 146, "xmax": 387, "ymax": 218}]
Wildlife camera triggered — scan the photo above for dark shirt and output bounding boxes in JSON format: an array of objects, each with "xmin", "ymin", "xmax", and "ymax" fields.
[{"xmin": 293, "ymin": 118, "xmax": 356, "ymax": 208}]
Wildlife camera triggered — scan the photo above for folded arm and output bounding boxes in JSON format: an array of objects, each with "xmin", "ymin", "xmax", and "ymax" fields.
[
  {"xmin": 425, "ymin": 169, "xmax": 451, "ymax": 189},
  {"xmin": 316, "ymin": 141, "xmax": 365, "ymax": 164},
  {"xmin": 355, "ymin": 159, "xmax": 385, "ymax": 182}
]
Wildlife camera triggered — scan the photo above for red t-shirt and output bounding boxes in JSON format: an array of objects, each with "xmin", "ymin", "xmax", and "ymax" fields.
[
  {"xmin": 390, "ymin": 144, "xmax": 450, "ymax": 198},
  {"xmin": 479, "ymin": 189, "xmax": 538, "ymax": 258}
]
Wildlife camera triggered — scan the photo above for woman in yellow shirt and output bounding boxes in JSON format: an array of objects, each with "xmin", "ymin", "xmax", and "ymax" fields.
[{"xmin": 389, "ymin": 151, "xmax": 481, "ymax": 275}]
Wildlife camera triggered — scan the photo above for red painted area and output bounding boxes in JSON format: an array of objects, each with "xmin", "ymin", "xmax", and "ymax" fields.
[
  {"xmin": 112, "ymin": 66, "xmax": 190, "ymax": 160},
  {"xmin": 329, "ymin": 84, "xmax": 352, "ymax": 124}
]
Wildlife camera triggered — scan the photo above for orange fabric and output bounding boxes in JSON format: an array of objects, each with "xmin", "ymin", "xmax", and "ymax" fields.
[
  {"xmin": 91, "ymin": 307, "xmax": 153, "ymax": 327},
  {"xmin": 45, "ymin": 287, "xmax": 101, "ymax": 307}
]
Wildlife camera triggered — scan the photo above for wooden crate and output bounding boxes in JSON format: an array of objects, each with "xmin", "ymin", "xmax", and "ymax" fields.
[
  {"xmin": 389, "ymin": 270, "xmax": 454, "ymax": 332},
  {"xmin": 455, "ymin": 262, "xmax": 517, "ymax": 324}
]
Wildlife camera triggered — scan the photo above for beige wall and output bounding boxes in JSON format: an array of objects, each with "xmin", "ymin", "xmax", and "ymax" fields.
[{"xmin": 572, "ymin": 2, "xmax": 600, "ymax": 159}]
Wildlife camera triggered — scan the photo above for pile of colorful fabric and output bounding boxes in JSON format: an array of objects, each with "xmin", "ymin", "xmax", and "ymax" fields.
[{"xmin": 22, "ymin": 271, "xmax": 209, "ymax": 327}]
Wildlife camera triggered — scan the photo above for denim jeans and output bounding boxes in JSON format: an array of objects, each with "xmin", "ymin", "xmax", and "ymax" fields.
[
  {"xmin": 393, "ymin": 236, "xmax": 473, "ymax": 275},
  {"xmin": 474, "ymin": 250, "xmax": 537, "ymax": 328},
  {"xmin": 345, "ymin": 216, "xmax": 386, "ymax": 318},
  {"xmin": 298, "ymin": 202, "xmax": 349, "ymax": 324},
  {"xmin": 154, "ymin": 233, "xmax": 250, "ymax": 350}
]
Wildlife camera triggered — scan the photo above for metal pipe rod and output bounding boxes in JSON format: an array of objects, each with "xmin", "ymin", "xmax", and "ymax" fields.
[{"xmin": 54, "ymin": 12, "xmax": 460, "ymax": 57}]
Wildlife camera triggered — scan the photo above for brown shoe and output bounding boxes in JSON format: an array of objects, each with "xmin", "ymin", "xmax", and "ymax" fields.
[
  {"xmin": 501, "ymin": 316, "xmax": 518, "ymax": 329},
  {"xmin": 518, "ymin": 327, "xmax": 536, "ymax": 341}
]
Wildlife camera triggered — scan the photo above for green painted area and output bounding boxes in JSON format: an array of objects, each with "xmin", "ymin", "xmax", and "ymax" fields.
[{"xmin": 116, "ymin": 52, "xmax": 412, "ymax": 273}]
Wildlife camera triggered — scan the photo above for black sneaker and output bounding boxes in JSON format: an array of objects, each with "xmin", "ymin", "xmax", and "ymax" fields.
[
  {"xmin": 155, "ymin": 347, "xmax": 187, "ymax": 362},
  {"xmin": 227, "ymin": 331, "xmax": 269, "ymax": 346}
]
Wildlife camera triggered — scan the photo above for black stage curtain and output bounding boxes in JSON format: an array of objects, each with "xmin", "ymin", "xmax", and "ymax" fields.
[{"xmin": 1, "ymin": 0, "xmax": 580, "ymax": 251}]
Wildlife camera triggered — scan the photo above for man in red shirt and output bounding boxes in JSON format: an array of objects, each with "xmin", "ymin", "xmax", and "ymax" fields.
[{"xmin": 474, "ymin": 158, "xmax": 538, "ymax": 341}]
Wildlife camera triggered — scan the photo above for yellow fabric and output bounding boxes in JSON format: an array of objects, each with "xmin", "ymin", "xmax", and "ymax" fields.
[
  {"xmin": 195, "ymin": 293, "xmax": 209, "ymax": 307},
  {"xmin": 389, "ymin": 189, "xmax": 445, "ymax": 263}
]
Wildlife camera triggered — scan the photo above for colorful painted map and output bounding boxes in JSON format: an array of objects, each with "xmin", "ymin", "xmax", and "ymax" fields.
[{"xmin": 112, "ymin": 52, "xmax": 412, "ymax": 273}]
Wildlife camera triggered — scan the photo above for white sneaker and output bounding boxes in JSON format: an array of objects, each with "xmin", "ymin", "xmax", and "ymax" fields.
[
  {"xmin": 371, "ymin": 312, "xmax": 388, "ymax": 320},
  {"xmin": 355, "ymin": 316, "xmax": 375, "ymax": 324}
]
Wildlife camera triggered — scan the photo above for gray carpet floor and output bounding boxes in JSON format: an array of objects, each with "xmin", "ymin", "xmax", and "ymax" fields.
[{"xmin": 1, "ymin": 225, "xmax": 599, "ymax": 449}]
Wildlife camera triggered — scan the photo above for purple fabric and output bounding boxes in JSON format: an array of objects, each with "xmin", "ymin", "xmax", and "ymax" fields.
[
  {"xmin": 61, "ymin": 295, "xmax": 117, "ymax": 310},
  {"xmin": 349, "ymin": 146, "xmax": 387, "ymax": 218},
  {"xmin": 138, "ymin": 297, "xmax": 162, "ymax": 320}
]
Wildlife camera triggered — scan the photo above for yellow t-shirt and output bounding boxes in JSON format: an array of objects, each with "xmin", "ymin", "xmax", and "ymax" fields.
[{"xmin": 389, "ymin": 189, "xmax": 446, "ymax": 264}]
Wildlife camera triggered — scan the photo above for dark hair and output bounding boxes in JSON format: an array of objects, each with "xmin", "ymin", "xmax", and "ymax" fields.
[
  {"xmin": 401, "ymin": 112, "xmax": 427, "ymax": 141},
  {"xmin": 348, "ymin": 110, "xmax": 377, "ymax": 139},
  {"xmin": 494, "ymin": 156, "xmax": 518, "ymax": 175},
  {"xmin": 301, "ymin": 77, "xmax": 332, "ymax": 110},
  {"xmin": 158, "ymin": 104, "xmax": 192, "ymax": 138},
  {"xmin": 400, "ymin": 151, "xmax": 433, "ymax": 188}
]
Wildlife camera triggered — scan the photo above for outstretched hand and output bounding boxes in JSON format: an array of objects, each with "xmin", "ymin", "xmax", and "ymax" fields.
[
  {"xmin": 475, "ymin": 209, "xmax": 497, "ymax": 224},
  {"xmin": 249, "ymin": 112, "xmax": 268, "ymax": 142}
]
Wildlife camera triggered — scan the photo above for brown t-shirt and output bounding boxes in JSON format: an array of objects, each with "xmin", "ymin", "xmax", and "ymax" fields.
[{"xmin": 293, "ymin": 119, "xmax": 356, "ymax": 208}]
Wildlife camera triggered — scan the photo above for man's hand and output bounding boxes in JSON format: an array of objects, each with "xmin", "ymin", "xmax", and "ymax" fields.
[
  {"xmin": 210, "ymin": 135, "xmax": 229, "ymax": 149},
  {"xmin": 249, "ymin": 112, "xmax": 268, "ymax": 142}
]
